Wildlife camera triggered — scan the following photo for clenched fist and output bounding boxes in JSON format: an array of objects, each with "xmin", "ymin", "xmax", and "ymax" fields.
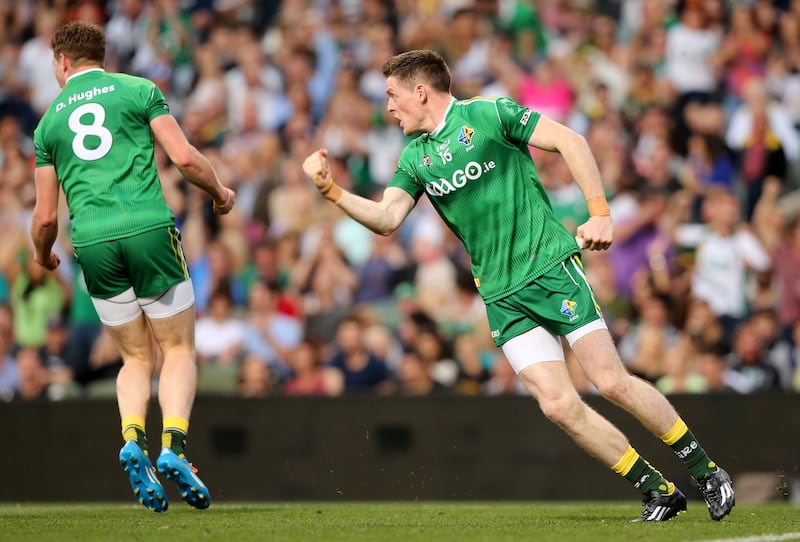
[
  {"xmin": 213, "ymin": 187, "xmax": 236, "ymax": 215},
  {"xmin": 302, "ymin": 149, "xmax": 333, "ymax": 191},
  {"xmin": 302, "ymin": 148, "xmax": 342, "ymax": 202}
]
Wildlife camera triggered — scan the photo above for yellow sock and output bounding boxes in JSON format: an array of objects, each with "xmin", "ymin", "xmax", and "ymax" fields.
[
  {"xmin": 660, "ymin": 418, "xmax": 688, "ymax": 446},
  {"xmin": 611, "ymin": 445, "xmax": 639, "ymax": 476}
]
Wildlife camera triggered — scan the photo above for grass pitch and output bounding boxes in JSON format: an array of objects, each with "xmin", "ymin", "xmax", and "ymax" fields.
[{"xmin": 0, "ymin": 501, "xmax": 797, "ymax": 542}]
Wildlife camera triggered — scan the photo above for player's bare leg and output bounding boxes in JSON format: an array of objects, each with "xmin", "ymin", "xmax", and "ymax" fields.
[
  {"xmin": 518, "ymin": 360, "xmax": 630, "ymax": 466},
  {"xmin": 506, "ymin": 328, "xmax": 684, "ymax": 521},
  {"xmin": 110, "ymin": 314, "xmax": 156, "ymax": 424},
  {"xmin": 106, "ymin": 313, "xmax": 167, "ymax": 512},
  {"xmin": 569, "ymin": 330, "xmax": 678, "ymax": 434},
  {"xmin": 570, "ymin": 328, "xmax": 734, "ymax": 520},
  {"xmin": 148, "ymin": 305, "xmax": 210, "ymax": 509},
  {"xmin": 148, "ymin": 306, "xmax": 197, "ymax": 420}
]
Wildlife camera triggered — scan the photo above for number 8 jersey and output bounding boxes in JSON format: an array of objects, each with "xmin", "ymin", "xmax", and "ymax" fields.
[{"xmin": 34, "ymin": 68, "xmax": 174, "ymax": 248}]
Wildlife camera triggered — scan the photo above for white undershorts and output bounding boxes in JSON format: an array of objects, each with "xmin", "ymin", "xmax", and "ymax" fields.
[
  {"xmin": 501, "ymin": 319, "xmax": 608, "ymax": 374},
  {"xmin": 90, "ymin": 280, "xmax": 195, "ymax": 327}
]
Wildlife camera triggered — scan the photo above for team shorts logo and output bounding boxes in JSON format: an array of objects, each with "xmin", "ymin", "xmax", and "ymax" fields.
[
  {"xmin": 560, "ymin": 299, "xmax": 578, "ymax": 321},
  {"xmin": 458, "ymin": 126, "xmax": 474, "ymax": 146},
  {"xmin": 420, "ymin": 154, "xmax": 432, "ymax": 167}
]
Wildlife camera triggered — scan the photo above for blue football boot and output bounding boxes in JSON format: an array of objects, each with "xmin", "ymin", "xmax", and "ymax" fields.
[
  {"xmin": 119, "ymin": 441, "xmax": 168, "ymax": 512},
  {"xmin": 156, "ymin": 448, "xmax": 210, "ymax": 509}
]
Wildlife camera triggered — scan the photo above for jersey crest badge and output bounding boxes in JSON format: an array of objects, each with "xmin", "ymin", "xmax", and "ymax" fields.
[
  {"xmin": 420, "ymin": 154, "xmax": 432, "ymax": 167},
  {"xmin": 457, "ymin": 126, "xmax": 474, "ymax": 146}
]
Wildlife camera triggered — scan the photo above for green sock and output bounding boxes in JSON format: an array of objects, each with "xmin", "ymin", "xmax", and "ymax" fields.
[
  {"xmin": 162, "ymin": 429, "xmax": 187, "ymax": 457},
  {"xmin": 121, "ymin": 415, "xmax": 148, "ymax": 455},
  {"xmin": 162, "ymin": 416, "xmax": 189, "ymax": 458},
  {"xmin": 661, "ymin": 418, "xmax": 717, "ymax": 479},
  {"xmin": 612, "ymin": 445, "xmax": 674, "ymax": 496}
]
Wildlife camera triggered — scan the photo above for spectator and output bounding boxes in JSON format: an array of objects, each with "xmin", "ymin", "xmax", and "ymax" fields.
[
  {"xmin": 362, "ymin": 322, "xmax": 404, "ymax": 374},
  {"xmin": 13, "ymin": 346, "xmax": 49, "ymax": 400},
  {"xmin": 353, "ymin": 232, "xmax": 410, "ymax": 305},
  {"xmin": 716, "ymin": 5, "xmax": 771, "ymax": 104},
  {"xmin": 618, "ymin": 294, "xmax": 680, "ymax": 382},
  {"xmin": 325, "ymin": 315, "xmax": 392, "ymax": 394},
  {"xmin": 17, "ymin": 8, "xmax": 62, "ymax": 116},
  {"xmin": 673, "ymin": 188, "xmax": 771, "ymax": 338},
  {"xmin": 681, "ymin": 133, "xmax": 736, "ymax": 199},
  {"xmin": 725, "ymin": 77, "xmax": 800, "ymax": 219},
  {"xmin": 300, "ymin": 237, "xmax": 357, "ymax": 345},
  {"xmin": 771, "ymin": 217, "xmax": 800, "ymax": 338},
  {"xmin": 415, "ymin": 326, "xmax": 459, "ymax": 389},
  {"xmin": 0, "ymin": 304, "xmax": 17, "ymax": 401},
  {"xmin": 224, "ymin": 38, "xmax": 291, "ymax": 134},
  {"xmin": 482, "ymin": 353, "xmax": 527, "ymax": 396},
  {"xmin": 694, "ymin": 345, "xmax": 734, "ymax": 393},
  {"xmin": 190, "ymin": 240, "xmax": 246, "ymax": 314},
  {"xmin": 104, "ymin": 0, "xmax": 148, "ymax": 73},
  {"xmin": 62, "ymin": 263, "xmax": 103, "ymax": 386},
  {"xmin": 10, "ymin": 253, "xmax": 65, "ymax": 348},
  {"xmin": 195, "ymin": 287, "xmax": 245, "ymax": 365},
  {"xmin": 282, "ymin": 341, "xmax": 343, "ymax": 396},
  {"xmin": 42, "ymin": 315, "xmax": 75, "ymax": 400},
  {"xmin": 395, "ymin": 350, "xmax": 447, "ymax": 396},
  {"xmin": 723, "ymin": 319, "xmax": 781, "ymax": 393},
  {"xmin": 607, "ymin": 183, "xmax": 673, "ymax": 300},
  {"xmin": 655, "ymin": 336, "xmax": 709, "ymax": 395},
  {"xmin": 684, "ymin": 297, "xmax": 727, "ymax": 355},
  {"xmin": 664, "ymin": 1, "xmax": 720, "ymax": 107},
  {"xmin": 240, "ymin": 279, "xmax": 302, "ymax": 379},
  {"xmin": 238, "ymin": 355, "xmax": 273, "ymax": 399},
  {"xmin": 451, "ymin": 332, "xmax": 491, "ymax": 396}
]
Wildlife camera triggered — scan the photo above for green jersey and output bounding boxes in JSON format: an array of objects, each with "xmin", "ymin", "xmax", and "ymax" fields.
[
  {"xmin": 34, "ymin": 69, "xmax": 174, "ymax": 248},
  {"xmin": 389, "ymin": 97, "xmax": 579, "ymax": 304}
]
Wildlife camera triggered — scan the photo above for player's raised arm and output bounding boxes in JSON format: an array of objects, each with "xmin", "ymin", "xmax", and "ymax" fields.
[
  {"xmin": 302, "ymin": 148, "xmax": 416, "ymax": 235},
  {"xmin": 150, "ymin": 114, "xmax": 235, "ymax": 215},
  {"xmin": 528, "ymin": 116, "xmax": 613, "ymax": 251}
]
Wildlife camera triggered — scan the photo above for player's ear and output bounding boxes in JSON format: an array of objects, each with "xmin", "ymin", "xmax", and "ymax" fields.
[
  {"xmin": 416, "ymin": 84, "xmax": 427, "ymax": 103},
  {"xmin": 57, "ymin": 53, "xmax": 68, "ymax": 72}
]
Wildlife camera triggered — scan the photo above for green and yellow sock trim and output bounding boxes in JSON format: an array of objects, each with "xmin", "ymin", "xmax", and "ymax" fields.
[
  {"xmin": 660, "ymin": 418, "xmax": 688, "ymax": 446},
  {"xmin": 121, "ymin": 415, "xmax": 148, "ymax": 455},
  {"xmin": 613, "ymin": 446, "xmax": 673, "ymax": 496},
  {"xmin": 611, "ymin": 445, "xmax": 639, "ymax": 476},
  {"xmin": 162, "ymin": 416, "xmax": 189, "ymax": 458}
]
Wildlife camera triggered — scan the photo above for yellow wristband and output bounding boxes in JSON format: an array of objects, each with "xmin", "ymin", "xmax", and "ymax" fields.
[
  {"xmin": 319, "ymin": 177, "xmax": 335, "ymax": 194},
  {"xmin": 319, "ymin": 177, "xmax": 342, "ymax": 203},
  {"xmin": 586, "ymin": 195, "xmax": 611, "ymax": 217}
]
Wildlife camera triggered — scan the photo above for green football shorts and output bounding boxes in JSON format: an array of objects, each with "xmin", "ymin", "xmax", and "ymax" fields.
[
  {"xmin": 75, "ymin": 226, "xmax": 190, "ymax": 299},
  {"xmin": 485, "ymin": 254, "xmax": 604, "ymax": 347}
]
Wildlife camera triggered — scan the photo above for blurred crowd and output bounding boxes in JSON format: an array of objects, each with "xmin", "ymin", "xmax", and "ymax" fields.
[{"xmin": 1, "ymin": 0, "xmax": 800, "ymax": 402}]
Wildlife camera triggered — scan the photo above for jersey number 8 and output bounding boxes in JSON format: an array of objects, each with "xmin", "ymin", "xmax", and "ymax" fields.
[{"xmin": 68, "ymin": 103, "xmax": 113, "ymax": 161}]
